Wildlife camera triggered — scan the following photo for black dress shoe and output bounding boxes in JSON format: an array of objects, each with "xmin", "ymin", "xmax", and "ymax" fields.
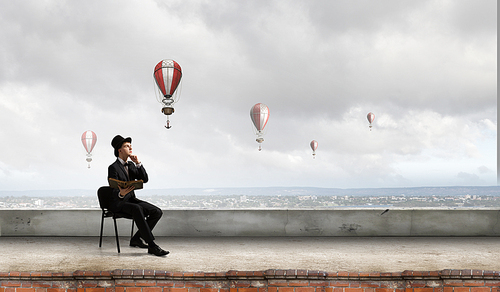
[
  {"xmin": 148, "ymin": 245, "xmax": 169, "ymax": 256},
  {"xmin": 130, "ymin": 238, "xmax": 148, "ymax": 248}
]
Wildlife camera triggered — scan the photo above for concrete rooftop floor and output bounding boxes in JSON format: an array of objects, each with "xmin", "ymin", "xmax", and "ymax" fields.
[{"xmin": 1, "ymin": 236, "xmax": 499, "ymax": 273}]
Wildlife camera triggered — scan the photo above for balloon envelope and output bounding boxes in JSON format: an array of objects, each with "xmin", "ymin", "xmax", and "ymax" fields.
[
  {"xmin": 367, "ymin": 112, "xmax": 375, "ymax": 124},
  {"xmin": 154, "ymin": 59, "xmax": 182, "ymax": 98},
  {"xmin": 310, "ymin": 140, "xmax": 318, "ymax": 151},
  {"xmin": 250, "ymin": 103, "xmax": 270, "ymax": 132},
  {"xmin": 81, "ymin": 130, "xmax": 97, "ymax": 154}
]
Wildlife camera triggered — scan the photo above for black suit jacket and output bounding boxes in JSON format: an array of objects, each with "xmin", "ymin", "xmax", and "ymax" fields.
[{"xmin": 107, "ymin": 159, "xmax": 148, "ymax": 212}]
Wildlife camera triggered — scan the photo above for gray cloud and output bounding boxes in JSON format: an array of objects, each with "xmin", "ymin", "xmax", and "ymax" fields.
[{"xmin": 0, "ymin": 0, "xmax": 496, "ymax": 190}]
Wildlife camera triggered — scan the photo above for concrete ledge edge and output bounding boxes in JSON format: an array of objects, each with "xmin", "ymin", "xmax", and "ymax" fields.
[{"xmin": 0, "ymin": 269, "xmax": 499, "ymax": 281}]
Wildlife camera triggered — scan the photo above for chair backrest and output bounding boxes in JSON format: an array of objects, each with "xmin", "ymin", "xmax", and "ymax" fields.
[{"xmin": 97, "ymin": 186, "xmax": 114, "ymax": 210}]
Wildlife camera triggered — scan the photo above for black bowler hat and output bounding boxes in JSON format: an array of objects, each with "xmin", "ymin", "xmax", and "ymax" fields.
[{"xmin": 111, "ymin": 135, "xmax": 132, "ymax": 157}]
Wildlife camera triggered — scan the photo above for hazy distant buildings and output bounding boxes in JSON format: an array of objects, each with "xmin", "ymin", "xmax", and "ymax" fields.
[{"xmin": 0, "ymin": 188, "xmax": 499, "ymax": 209}]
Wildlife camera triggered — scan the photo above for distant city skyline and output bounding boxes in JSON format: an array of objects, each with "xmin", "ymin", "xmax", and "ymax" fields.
[
  {"xmin": 1, "ymin": 185, "xmax": 498, "ymax": 197},
  {"xmin": 2, "ymin": 186, "xmax": 499, "ymax": 209}
]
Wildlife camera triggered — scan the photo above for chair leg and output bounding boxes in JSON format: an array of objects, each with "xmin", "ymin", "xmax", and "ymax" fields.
[
  {"xmin": 99, "ymin": 212, "xmax": 105, "ymax": 247},
  {"xmin": 130, "ymin": 219, "xmax": 135, "ymax": 238},
  {"xmin": 113, "ymin": 218, "xmax": 121, "ymax": 253}
]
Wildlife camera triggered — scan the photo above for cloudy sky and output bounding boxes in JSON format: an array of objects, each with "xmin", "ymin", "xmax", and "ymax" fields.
[{"xmin": 0, "ymin": 0, "xmax": 496, "ymax": 191}]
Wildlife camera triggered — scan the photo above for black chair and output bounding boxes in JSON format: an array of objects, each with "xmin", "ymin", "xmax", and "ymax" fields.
[{"xmin": 97, "ymin": 186, "xmax": 135, "ymax": 253}]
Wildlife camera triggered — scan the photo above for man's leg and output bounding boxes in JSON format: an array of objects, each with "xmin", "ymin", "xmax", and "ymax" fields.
[
  {"xmin": 137, "ymin": 200, "xmax": 163, "ymax": 233},
  {"xmin": 120, "ymin": 201, "xmax": 155, "ymax": 243},
  {"xmin": 120, "ymin": 200, "xmax": 168, "ymax": 256},
  {"xmin": 129, "ymin": 200, "xmax": 162, "ymax": 241}
]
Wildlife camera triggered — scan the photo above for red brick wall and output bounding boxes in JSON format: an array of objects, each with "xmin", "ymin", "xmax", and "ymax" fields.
[{"xmin": 0, "ymin": 270, "xmax": 498, "ymax": 292}]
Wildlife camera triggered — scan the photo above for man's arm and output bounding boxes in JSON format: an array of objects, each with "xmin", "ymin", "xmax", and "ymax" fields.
[{"xmin": 129, "ymin": 163, "xmax": 149, "ymax": 183}]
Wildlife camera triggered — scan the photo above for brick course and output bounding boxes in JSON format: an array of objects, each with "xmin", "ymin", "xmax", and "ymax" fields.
[{"xmin": 0, "ymin": 270, "xmax": 498, "ymax": 292}]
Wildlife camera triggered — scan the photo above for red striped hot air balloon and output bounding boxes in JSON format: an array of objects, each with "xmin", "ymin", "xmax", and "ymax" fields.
[
  {"xmin": 310, "ymin": 140, "xmax": 318, "ymax": 158},
  {"xmin": 250, "ymin": 103, "xmax": 269, "ymax": 151},
  {"xmin": 367, "ymin": 112, "xmax": 375, "ymax": 131},
  {"xmin": 81, "ymin": 130, "xmax": 97, "ymax": 168},
  {"xmin": 153, "ymin": 59, "xmax": 182, "ymax": 129}
]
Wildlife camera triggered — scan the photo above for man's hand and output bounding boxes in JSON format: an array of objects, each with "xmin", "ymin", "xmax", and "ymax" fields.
[
  {"xmin": 129, "ymin": 154, "xmax": 140, "ymax": 164},
  {"xmin": 118, "ymin": 185, "xmax": 135, "ymax": 198}
]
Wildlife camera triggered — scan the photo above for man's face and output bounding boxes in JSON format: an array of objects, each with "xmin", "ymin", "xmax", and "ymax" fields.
[{"xmin": 119, "ymin": 142, "xmax": 132, "ymax": 157}]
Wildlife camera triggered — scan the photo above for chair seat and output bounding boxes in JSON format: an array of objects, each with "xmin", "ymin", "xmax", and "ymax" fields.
[{"xmin": 103, "ymin": 210, "xmax": 134, "ymax": 220}]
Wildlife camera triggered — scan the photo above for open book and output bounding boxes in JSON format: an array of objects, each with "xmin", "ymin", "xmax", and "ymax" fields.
[{"xmin": 108, "ymin": 178, "xmax": 144, "ymax": 190}]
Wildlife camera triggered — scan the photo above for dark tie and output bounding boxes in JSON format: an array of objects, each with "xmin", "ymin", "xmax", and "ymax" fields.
[{"xmin": 123, "ymin": 162, "xmax": 129, "ymax": 178}]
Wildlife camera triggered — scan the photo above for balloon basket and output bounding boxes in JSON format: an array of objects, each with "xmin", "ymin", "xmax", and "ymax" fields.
[
  {"xmin": 161, "ymin": 106, "xmax": 174, "ymax": 115},
  {"xmin": 256, "ymin": 137, "xmax": 264, "ymax": 151},
  {"xmin": 86, "ymin": 156, "xmax": 92, "ymax": 168}
]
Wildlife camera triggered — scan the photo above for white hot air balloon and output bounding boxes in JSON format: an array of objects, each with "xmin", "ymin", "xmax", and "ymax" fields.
[
  {"xmin": 310, "ymin": 140, "xmax": 318, "ymax": 158},
  {"xmin": 367, "ymin": 112, "xmax": 375, "ymax": 131},
  {"xmin": 250, "ymin": 103, "xmax": 270, "ymax": 151},
  {"xmin": 81, "ymin": 130, "xmax": 97, "ymax": 168}
]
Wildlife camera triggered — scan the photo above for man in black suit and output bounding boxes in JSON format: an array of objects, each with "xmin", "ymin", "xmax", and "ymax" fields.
[{"xmin": 108, "ymin": 135, "xmax": 168, "ymax": 256}]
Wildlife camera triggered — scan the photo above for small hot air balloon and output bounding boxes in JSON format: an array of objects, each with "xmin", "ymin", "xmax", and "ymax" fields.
[
  {"xmin": 153, "ymin": 59, "xmax": 182, "ymax": 129},
  {"xmin": 250, "ymin": 103, "xmax": 269, "ymax": 151},
  {"xmin": 310, "ymin": 140, "xmax": 318, "ymax": 158},
  {"xmin": 81, "ymin": 130, "xmax": 97, "ymax": 168},
  {"xmin": 367, "ymin": 112, "xmax": 375, "ymax": 131}
]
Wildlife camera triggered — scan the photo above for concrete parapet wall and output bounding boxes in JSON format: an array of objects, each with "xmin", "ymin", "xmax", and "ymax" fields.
[{"xmin": 0, "ymin": 208, "xmax": 499, "ymax": 237}]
